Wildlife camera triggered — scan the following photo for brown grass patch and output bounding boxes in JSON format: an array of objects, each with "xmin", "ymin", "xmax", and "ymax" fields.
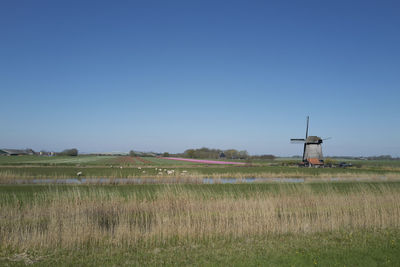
[{"xmin": 1, "ymin": 184, "xmax": 400, "ymax": 249}]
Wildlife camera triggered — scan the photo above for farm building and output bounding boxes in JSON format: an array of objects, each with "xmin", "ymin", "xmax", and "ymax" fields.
[
  {"xmin": 39, "ymin": 151, "xmax": 56, "ymax": 156},
  {"xmin": 0, "ymin": 149, "xmax": 35, "ymax": 156}
]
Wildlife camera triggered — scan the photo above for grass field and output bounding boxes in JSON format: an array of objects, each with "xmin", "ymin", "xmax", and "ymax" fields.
[
  {"xmin": 0, "ymin": 182, "xmax": 399, "ymax": 266},
  {"xmin": 0, "ymin": 156, "xmax": 400, "ymax": 183},
  {"xmin": 1, "ymin": 156, "xmax": 400, "ymax": 265},
  {"xmin": 0, "ymin": 155, "xmax": 117, "ymax": 166},
  {"xmin": 1, "ymin": 165, "xmax": 400, "ymax": 183}
]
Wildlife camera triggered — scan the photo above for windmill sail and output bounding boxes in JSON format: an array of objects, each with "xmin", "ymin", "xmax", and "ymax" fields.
[
  {"xmin": 291, "ymin": 116, "xmax": 325, "ymax": 165},
  {"xmin": 290, "ymin": 138, "xmax": 306, "ymax": 143},
  {"xmin": 303, "ymin": 116, "xmax": 309, "ymax": 161},
  {"xmin": 305, "ymin": 116, "xmax": 309, "ymax": 139}
]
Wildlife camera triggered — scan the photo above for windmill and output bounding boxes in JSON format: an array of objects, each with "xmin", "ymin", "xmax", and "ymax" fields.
[{"xmin": 291, "ymin": 116, "xmax": 327, "ymax": 167}]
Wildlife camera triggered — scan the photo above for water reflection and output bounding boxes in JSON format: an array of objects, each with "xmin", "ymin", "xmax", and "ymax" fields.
[
  {"xmin": 13, "ymin": 176, "xmax": 381, "ymax": 184},
  {"xmin": 4, "ymin": 175, "xmax": 390, "ymax": 185}
]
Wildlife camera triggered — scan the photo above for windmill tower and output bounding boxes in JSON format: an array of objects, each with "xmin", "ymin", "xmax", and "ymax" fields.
[{"xmin": 291, "ymin": 116, "xmax": 325, "ymax": 166}]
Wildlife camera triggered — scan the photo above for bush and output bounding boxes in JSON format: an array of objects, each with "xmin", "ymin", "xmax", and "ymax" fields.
[
  {"xmin": 324, "ymin": 158, "xmax": 337, "ymax": 166},
  {"xmin": 58, "ymin": 148, "xmax": 78, "ymax": 156}
]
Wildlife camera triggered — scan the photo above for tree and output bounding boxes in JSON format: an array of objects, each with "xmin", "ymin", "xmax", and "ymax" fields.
[
  {"xmin": 224, "ymin": 149, "xmax": 239, "ymax": 159},
  {"xmin": 324, "ymin": 158, "xmax": 337, "ymax": 166},
  {"xmin": 59, "ymin": 148, "xmax": 78, "ymax": 156},
  {"xmin": 163, "ymin": 152, "xmax": 170, "ymax": 157},
  {"xmin": 185, "ymin": 149, "xmax": 196, "ymax": 158},
  {"xmin": 239, "ymin": 150, "xmax": 249, "ymax": 159},
  {"xmin": 129, "ymin": 150, "xmax": 137, "ymax": 157}
]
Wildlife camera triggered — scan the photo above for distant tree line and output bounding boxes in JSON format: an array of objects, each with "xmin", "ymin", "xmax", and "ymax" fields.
[
  {"xmin": 178, "ymin": 147, "xmax": 249, "ymax": 159},
  {"xmin": 364, "ymin": 155, "xmax": 395, "ymax": 160},
  {"xmin": 129, "ymin": 150, "xmax": 157, "ymax": 157},
  {"xmin": 250, "ymin": 154, "xmax": 276, "ymax": 160},
  {"xmin": 37, "ymin": 148, "xmax": 78, "ymax": 156},
  {"xmin": 327, "ymin": 155, "xmax": 399, "ymax": 160},
  {"xmin": 57, "ymin": 148, "xmax": 78, "ymax": 156}
]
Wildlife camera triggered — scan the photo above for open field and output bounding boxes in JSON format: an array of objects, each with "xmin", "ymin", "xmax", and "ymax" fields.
[
  {"xmin": 1, "ymin": 165, "xmax": 400, "ymax": 184},
  {"xmin": 0, "ymin": 155, "xmax": 117, "ymax": 166},
  {"xmin": 163, "ymin": 157, "xmax": 246, "ymax": 165},
  {"xmin": 0, "ymin": 156, "xmax": 400, "ymax": 183},
  {"xmin": 1, "ymin": 156, "xmax": 400, "ymax": 265},
  {"xmin": 1, "ymin": 155, "xmax": 399, "ymax": 168},
  {"xmin": 0, "ymin": 155, "xmax": 203, "ymax": 166},
  {"xmin": 0, "ymin": 182, "xmax": 400, "ymax": 266}
]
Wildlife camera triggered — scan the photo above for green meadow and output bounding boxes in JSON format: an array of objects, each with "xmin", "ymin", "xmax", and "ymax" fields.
[{"xmin": 0, "ymin": 155, "xmax": 399, "ymax": 182}]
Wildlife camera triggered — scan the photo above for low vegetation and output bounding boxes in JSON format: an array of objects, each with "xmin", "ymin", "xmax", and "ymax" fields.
[
  {"xmin": 57, "ymin": 148, "xmax": 79, "ymax": 156},
  {"xmin": 0, "ymin": 156, "xmax": 399, "ymax": 184},
  {"xmin": 0, "ymin": 182, "xmax": 399, "ymax": 265},
  {"xmin": 1, "ymin": 156, "xmax": 400, "ymax": 264}
]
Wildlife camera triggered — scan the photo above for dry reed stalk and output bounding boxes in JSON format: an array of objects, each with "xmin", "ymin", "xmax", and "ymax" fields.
[{"xmin": 1, "ymin": 185, "xmax": 400, "ymax": 249}]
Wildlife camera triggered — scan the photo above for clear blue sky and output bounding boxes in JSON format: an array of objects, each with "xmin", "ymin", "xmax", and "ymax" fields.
[{"xmin": 1, "ymin": 0, "xmax": 399, "ymax": 156}]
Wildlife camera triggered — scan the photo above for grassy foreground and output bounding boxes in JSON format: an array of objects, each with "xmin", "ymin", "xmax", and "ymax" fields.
[
  {"xmin": 1, "ymin": 231, "xmax": 399, "ymax": 266},
  {"xmin": 1, "ymin": 182, "xmax": 400, "ymax": 266}
]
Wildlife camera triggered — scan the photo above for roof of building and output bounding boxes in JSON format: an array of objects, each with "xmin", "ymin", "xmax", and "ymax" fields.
[
  {"xmin": 0, "ymin": 149, "xmax": 34, "ymax": 155},
  {"xmin": 308, "ymin": 158, "xmax": 323, "ymax": 165},
  {"xmin": 305, "ymin": 136, "xmax": 322, "ymax": 144}
]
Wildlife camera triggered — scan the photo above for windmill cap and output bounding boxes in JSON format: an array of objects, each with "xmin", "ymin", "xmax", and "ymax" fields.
[{"xmin": 306, "ymin": 136, "xmax": 323, "ymax": 144}]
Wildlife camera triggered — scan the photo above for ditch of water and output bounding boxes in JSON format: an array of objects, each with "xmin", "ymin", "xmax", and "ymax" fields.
[{"xmin": 11, "ymin": 176, "xmax": 390, "ymax": 184}]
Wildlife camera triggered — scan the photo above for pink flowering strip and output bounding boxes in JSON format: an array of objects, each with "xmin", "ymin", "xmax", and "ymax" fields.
[{"xmin": 163, "ymin": 157, "xmax": 246, "ymax": 165}]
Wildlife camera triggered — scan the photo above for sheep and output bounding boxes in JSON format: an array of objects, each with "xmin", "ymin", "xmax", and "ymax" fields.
[
  {"xmin": 138, "ymin": 167, "xmax": 142, "ymax": 170},
  {"xmin": 77, "ymin": 171, "xmax": 82, "ymax": 177}
]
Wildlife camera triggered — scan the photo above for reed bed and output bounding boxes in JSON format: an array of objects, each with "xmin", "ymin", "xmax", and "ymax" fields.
[{"xmin": 1, "ymin": 184, "xmax": 400, "ymax": 250}]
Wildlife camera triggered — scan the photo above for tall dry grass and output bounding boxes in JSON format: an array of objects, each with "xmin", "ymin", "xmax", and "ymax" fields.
[{"xmin": 1, "ymin": 184, "xmax": 400, "ymax": 249}]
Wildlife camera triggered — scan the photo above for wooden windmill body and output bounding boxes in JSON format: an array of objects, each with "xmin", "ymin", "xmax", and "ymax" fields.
[{"xmin": 291, "ymin": 117, "xmax": 324, "ymax": 166}]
